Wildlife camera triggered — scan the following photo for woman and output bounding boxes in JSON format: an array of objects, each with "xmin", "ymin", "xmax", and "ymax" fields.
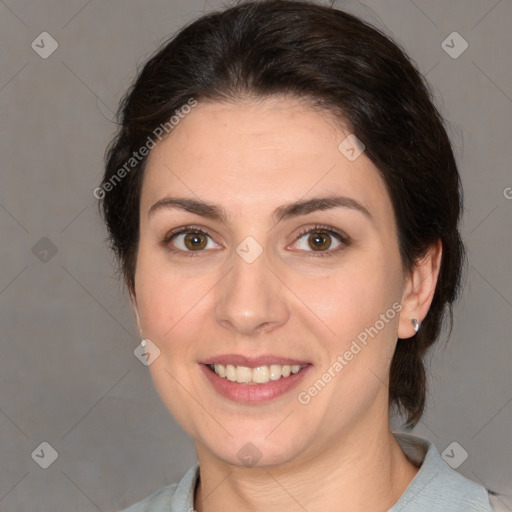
[{"xmin": 99, "ymin": 1, "xmax": 495, "ymax": 510}]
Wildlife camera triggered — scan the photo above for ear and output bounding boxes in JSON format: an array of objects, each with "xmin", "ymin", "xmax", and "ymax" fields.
[
  {"xmin": 129, "ymin": 289, "xmax": 143, "ymax": 338},
  {"xmin": 398, "ymin": 239, "xmax": 443, "ymax": 339}
]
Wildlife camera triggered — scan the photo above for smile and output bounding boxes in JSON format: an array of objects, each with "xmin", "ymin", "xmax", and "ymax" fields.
[
  {"xmin": 200, "ymin": 360, "xmax": 312, "ymax": 403},
  {"xmin": 208, "ymin": 363, "xmax": 307, "ymax": 385}
]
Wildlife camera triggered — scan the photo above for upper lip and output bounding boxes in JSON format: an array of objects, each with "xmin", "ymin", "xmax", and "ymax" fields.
[{"xmin": 201, "ymin": 354, "xmax": 311, "ymax": 368}]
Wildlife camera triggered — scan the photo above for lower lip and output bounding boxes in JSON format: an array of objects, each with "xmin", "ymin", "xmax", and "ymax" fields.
[{"xmin": 200, "ymin": 364, "xmax": 312, "ymax": 403}]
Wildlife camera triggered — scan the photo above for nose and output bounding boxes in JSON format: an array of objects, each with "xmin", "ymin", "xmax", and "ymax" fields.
[{"xmin": 215, "ymin": 247, "xmax": 290, "ymax": 336}]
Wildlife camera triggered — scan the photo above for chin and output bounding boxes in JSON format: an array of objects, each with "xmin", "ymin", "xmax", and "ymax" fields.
[{"xmin": 196, "ymin": 423, "xmax": 314, "ymax": 469}]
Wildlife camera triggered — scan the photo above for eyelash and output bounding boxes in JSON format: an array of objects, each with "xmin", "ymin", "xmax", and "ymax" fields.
[
  {"xmin": 293, "ymin": 224, "xmax": 349, "ymax": 257},
  {"xmin": 160, "ymin": 224, "xmax": 349, "ymax": 258}
]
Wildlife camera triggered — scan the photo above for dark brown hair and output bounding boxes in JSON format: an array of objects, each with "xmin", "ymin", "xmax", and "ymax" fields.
[{"xmin": 99, "ymin": 0, "xmax": 465, "ymax": 428}]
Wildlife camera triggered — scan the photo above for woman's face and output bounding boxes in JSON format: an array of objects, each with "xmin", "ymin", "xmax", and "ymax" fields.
[{"xmin": 133, "ymin": 97, "xmax": 412, "ymax": 467}]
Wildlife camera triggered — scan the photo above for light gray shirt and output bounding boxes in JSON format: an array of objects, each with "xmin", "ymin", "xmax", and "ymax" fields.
[{"xmin": 120, "ymin": 432, "xmax": 495, "ymax": 511}]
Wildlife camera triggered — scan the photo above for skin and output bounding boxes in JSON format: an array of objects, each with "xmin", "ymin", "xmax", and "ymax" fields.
[{"xmin": 131, "ymin": 96, "xmax": 442, "ymax": 512}]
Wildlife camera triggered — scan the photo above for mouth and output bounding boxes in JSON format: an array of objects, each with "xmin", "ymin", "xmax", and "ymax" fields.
[
  {"xmin": 206, "ymin": 362, "xmax": 307, "ymax": 385},
  {"xmin": 199, "ymin": 356, "xmax": 312, "ymax": 403}
]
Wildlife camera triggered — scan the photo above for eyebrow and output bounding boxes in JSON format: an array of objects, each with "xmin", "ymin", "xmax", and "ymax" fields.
[{"xmin": 147, "ymin": 195, "xmax": 372, "ymax": 223}]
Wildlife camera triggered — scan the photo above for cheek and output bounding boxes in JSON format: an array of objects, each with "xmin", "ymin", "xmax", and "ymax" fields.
[
  {"xmin": 133, "ymin": 249, "xmax": 213, "ymax": 434},
  {"xmin": 293, "ymin": 258, "xmax": 402, "ymax": 416},
  {"xmin": 134, "ymin": 246, "xmax": 211, "ymax": 339},
  {"xmin": 291, "ymin": 252, "xmax": 401, "ymax": 346},
  {"xmin": 292, "ymin": 255, "xmax": 404, "ymax": 413}
]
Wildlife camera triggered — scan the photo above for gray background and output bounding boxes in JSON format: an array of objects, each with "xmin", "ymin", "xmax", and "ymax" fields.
[{"xmin": 0, "ymin": 0, "xmax": 510, "ymax": 510}]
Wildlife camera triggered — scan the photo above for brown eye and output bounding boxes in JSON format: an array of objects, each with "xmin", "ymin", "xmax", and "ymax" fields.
[
  {"xmin": 183, "ymin": 232, "xmax": 207, "ymax": 250},
  {"xmin": 292, "ymin": 226, "xmax": 346, "ymax": 255},
  {"xmin": 307, "ymin": 231, "xmax": 332, "ymax": 251},
  {"xmin": 167, "ymin": 229, "xmax": 219, "ymax": 253}
]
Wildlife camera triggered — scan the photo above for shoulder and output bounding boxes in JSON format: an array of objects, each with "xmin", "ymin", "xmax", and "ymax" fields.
[
  {"xmin": 120, "ymin": 483, "xmax": 179, "ymax": 512},
  {"xmin": 119, "ymin": 464, "xmax": 199, "ymax": 512},
  {"xmin": 391, "ymin": 432, "xmax": 495, "ymax": 512}
]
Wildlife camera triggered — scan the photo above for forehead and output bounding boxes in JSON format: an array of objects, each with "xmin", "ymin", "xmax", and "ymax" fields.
[{"xmin": 141, "ymin": 98, "xmax": 392, "ymax": 224}]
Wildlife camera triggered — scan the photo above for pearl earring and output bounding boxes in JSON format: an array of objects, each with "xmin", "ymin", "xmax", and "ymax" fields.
[{"xmin": 412, "ymin": 318, "xmax": 420, "ymax": 333}]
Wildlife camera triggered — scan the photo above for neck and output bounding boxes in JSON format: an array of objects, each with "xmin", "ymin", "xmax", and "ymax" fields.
[{"xmin": 193, "ymin": 417, "xmax": 419, "ymax": 512}]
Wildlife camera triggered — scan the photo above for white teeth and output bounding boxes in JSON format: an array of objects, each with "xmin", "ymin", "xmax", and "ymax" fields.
[
  {"xmin": 210, "ymin": 363, "xmax": 306, "ymax": 384},
  {"xmin": 226, "ymin": 364, "xmax": 237, "ymax": 381},
  {"xmin": 269, "ymin": 364, "xmax": 282, "ymax": 380},
  {"xmin": 236, "ymin": 366, "xmax": 252, "ymax": 383},
  {"xmin": 214, "ymin": 364, "xmax": 226, "ymax": 378},
  {"xmin": 252, "ymin": 366, "xmax": 269, "ymax": 383}
]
